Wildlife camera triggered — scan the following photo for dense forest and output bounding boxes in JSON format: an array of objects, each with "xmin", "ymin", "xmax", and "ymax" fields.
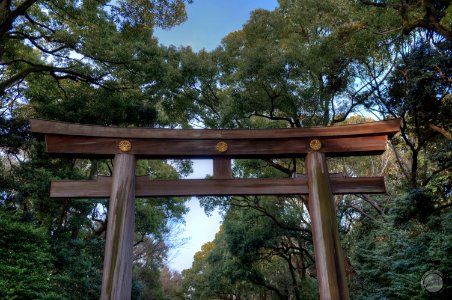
[{"xmin": 0, "ymin": 0, "xmax": 451, "ymax": 299}]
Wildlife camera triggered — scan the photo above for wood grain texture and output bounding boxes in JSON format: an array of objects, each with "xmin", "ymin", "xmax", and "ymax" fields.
[
  {"xmin": 101, "ymin": 154, "xmax": 135, "ymax": 300},
  {"xmin": 43, "ymin": 134, "xmax": 389, "ymax": 158},
  {"xmin": 213, "ymin": 158, "xmax": 232, "ymax": 179},
  {"xmin": 306, "ymin": 152, "xmax": 349, "ymax": 300},
  {"xmin": 30, "ymin": 118, "xmax": 400, "ymax": 139},
  {"xmin": 50, "ymin": 176, "xmax": 385, "ymax": 198}
]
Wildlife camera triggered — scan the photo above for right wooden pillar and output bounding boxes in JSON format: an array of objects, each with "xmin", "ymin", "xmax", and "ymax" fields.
[{"xmin": 306, "ymin": 152, "xmax": 349, "ymax": 300}]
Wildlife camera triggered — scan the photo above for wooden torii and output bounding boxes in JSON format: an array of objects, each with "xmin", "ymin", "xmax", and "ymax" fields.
[{"xmin": 30, "ymin": 118, "xmax": 400, "ymax": 300}]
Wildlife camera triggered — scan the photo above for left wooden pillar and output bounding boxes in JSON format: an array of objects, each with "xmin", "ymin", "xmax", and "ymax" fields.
[{"xmin": 101, "ymin": 153, "xmax": 136, "ymax": 300}]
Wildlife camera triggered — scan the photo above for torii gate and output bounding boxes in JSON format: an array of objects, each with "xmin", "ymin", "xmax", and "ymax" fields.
[{"xmin": 30, "ymin": 118, "xmax": 400, "ymax": 300}]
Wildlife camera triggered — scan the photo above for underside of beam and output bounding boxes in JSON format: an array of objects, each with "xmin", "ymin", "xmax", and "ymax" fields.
[{"xmin": 50, "ymin": 176, "xmax": 386, "ymax": 198}]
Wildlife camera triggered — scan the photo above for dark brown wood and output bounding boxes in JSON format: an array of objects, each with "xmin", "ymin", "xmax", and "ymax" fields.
[
  {"xmin": 50, "ymin": 176, "xmax": 386, "ymax": 198},
  {"xmin": 30, "ymin": 118, "xmax": 400, "ymax": 139},
  {"xmin": 101, "ymin": 154, "xmax": 135, "ymax": 300},
  {"xmin": 43, "ymin": 134, "xmax": 389, "ymax": 158},
  {"xmin": 213, "ymin": 158, "xmax": 232, "ymax": 179},
  {"xmin": 330, "ymin": 176, "xmax": 386, "ymax": 194},
  {"xmin": 30, "ymin": 118, "xmax": 400, "ymax": 300},
  {"xmin": 306, "ymin": 152, "xmax": 349, "ymax": 300}
]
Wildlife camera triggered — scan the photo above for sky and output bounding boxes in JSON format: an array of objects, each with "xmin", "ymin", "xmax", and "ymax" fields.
[
  {"xmin": 166, "ymin": 159, "xmax": 217, "ymax": 272},
  {"xmin": 155, "ymin": 0, "xmax": 279, "ymax": 272},
  {"xmin": 155, "ymin": 0, "xmax": 279, "ymax": 52}
]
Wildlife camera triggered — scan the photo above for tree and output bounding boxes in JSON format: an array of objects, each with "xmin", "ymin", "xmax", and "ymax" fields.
[
  {"xmin": 343, "ymin": 34, "xmax": 452, "ymax": 299},
  {"xmin": 0, "ymin": 210, "xmax": 55, "ymax": 299},
  {"xmin": 0, "ymin": 1, "xmax": 195, "ymax": 298},
  {"xmin": 1, "ymin": 0, "xmax": 451, "ymax": 298},
  {"xmin": 181, "ymin": 203, "xmax": 319, "ymax": 300},
  {"xmin": 0, "ymin": 0, "xmax": 194, "ymax": 158},
  {"xmin": 181, "ymin": 241, "xmax": 218, "ymax": 299},
  {"xmin": 160, "ymin": 266, "xmax": 184, "ymax": 300},
  {"xmin": 173, "ymin": 2, "xmax": 451, "ymax": 299},
  {"xmin": 157, "ymin": 0, "xmax": 398, "ymax": 130},
  {"xmin": 359, "ymin": 0, "xmax": 452, "ymax": 41},
  {"xmin": 0, "ymin": 0, "xmax": 191, "ymax": 95}
]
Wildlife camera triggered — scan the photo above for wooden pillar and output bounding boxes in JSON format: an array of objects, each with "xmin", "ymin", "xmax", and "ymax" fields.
[
  {"xmin": 306, "ymin": 152, "xmax": 349, "ymax": 300},
  {"xmin": 213, "ymin": 158, "xmax": 232, "ymax": 179},
  {"xmin": 101, "ymin": 154, "xmax": 136, "ymax": 300}
]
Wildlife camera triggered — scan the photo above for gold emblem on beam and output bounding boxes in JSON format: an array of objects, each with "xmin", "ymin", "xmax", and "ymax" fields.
[
  {"xmin": 309, "ymin": 139, "xmax": 322, "ymax": 151},
  {"xmin": 215, "ymin": 141, "xmax": 228, "ymax": 153},
  {"xmin": 118, "ymin": 140, "xmax": 132, "ymax": 152}
]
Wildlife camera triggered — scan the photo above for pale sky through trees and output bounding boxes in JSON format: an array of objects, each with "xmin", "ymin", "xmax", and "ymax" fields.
[
  {"xmin": 155, "ymin": 0, "xmax": 279, "ymax": 271},
  {"xmin": 168, "ymin": 160, "xmax": 217, "ymax": 272}
]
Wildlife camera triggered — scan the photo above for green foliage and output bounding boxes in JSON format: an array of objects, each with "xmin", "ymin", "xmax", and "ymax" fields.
[
  {"xmin": 0, "ymin": 0, "xmax": 196, "ymax": 296},
  {"xmin": 358, "ymin": 0, "xmax": 452, "ymax": 40},
  {"xmin": 26, "ymin": 76, "xmax": 158, "ymax": 127},
  {"xmin": 156, "ymin": 1, "xmax": 412, "ymax": 130},
  {"xmin": 156, "ymin": 46, "xmax": 225, "ymax": 128},
  {"xmin": 1, "ymin": 0, "xmax": 451, "ymax": 299},
  {"xmin": 0, "ymin": 210, "xmax": 54, "ymax": 299},
  {"xmin": 375, "ymin": 38, "xmax": 451, "ymax": 187},
  {"xmin": 0, "ymin": 0, "xmax": 191, "ymax": 95},
  {"xmin": 49, "ymin": 237, "xmax": 104, "ymax": 300},
  {"xmin": 347, "ymin": 205, "xmax": 452, "ymax": 299},
  {"xmin": 182, "ymin": 199, "xmax": 317, "ymax": 300},
  {"xmin": 134, "ymin": 261, "xmax": 164, "ymax": 300}
]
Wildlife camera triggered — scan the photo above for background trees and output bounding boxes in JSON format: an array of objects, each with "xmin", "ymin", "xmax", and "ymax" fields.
[
  {"xmin": 174, "ymin": 1, "xmax": 451, "ymax": 299},
  {"xmin": 1, "ymin": 1, "xmax": 193, "ymax": 299},
  {"xmin": 0, "ymin": 0, "xmax": 451, "ymax": 299}
]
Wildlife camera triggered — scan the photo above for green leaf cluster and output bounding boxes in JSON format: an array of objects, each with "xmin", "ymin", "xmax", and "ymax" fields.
[{"xmin": 0, "ymin": 210, "xmax": 54, "ymax": 299}]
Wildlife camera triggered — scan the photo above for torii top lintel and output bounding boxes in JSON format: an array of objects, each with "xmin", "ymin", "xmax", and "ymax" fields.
[{"xmin": 30, "ymin": 118, "xmax": 400, "ymax": 159}]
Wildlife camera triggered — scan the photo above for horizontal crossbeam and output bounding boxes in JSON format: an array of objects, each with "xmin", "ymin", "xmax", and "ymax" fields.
[
  {"xmin": 30, "ymin": 119, "xmax": 400, "ymax": 159},
  {"xmin": 50, "ymin": 176, "xmax": 386, "ymax": 198},
  {"xmin": 43, "ymin": 134, "xmax": 389, "ymax": 158},
  {"xmin": 30, "ymin": 118, "xmax": 400, "ymax": 139}
]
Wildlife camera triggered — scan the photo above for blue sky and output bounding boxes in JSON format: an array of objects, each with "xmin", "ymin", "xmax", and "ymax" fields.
[
  {"xmin": 154, "ymin": 0, "xmax": 279, "ymax": 271},
  {"xmin": 167, "ymin": 160, "xmax": 217, "ymax": 272},
  {"xmin": 155, "ymin": 0, "xmax": 279, "ymax": 51}
]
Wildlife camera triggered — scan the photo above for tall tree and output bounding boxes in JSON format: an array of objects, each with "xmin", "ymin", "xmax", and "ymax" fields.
[
  {"xmin": 0, "ymin": 1, "xmax": 194, "ymax": 298},
  {"xmin": 173, "ymin": 2, "xmax": 451, "ymax": 299},
  {"xmin": 359, "ymin": 0, "xmax": 452, "ymax": 40},
  {"xmin": 0, "ymin": 0, "xmax": 191, "ymax": 95}
]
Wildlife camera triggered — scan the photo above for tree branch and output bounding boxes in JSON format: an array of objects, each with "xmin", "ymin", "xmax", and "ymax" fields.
[
  {"xmin": 264, "ymin": 159, "xmax": 293, "ymax": 176},
  {"xmin": 86, "ymin": 220, "xmax": 107, "ymax": 240},
  {"xmin": 0, "ymin": 59, "xmax": 115, "ymax": 94},
  {"xmin": 232, "ymin": 197, "xmax": 312, "ymax": 235},
  {"xmin": 347, "ymin": 204, "xmax": 377, "ymax": 221},
  {"xmin": 428, "ymin": 123, "xmax": 452, "ymax": 140},
  {"xmin": 0, "ymin": 0, "xmax": 37, "ymax": 39},
  {"xmin": 389, "ymin": 141, "xmax": 411, "ymax": 182},
  {"xmin": 357, "ymin": 194, "xmax": 386, "ymax": 219}
]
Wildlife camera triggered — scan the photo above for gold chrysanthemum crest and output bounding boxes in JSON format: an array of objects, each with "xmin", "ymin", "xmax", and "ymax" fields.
[
  {"xmin": 215, "ymin": 141, "xmax": 228, "ymax": 153},
  {"xmin": 309, "ymin": 139, "xmax": 322, "ymax": 151},
  {"xmin": 118, "ymin": 140, "xmax": 132, "ymax": 152}
]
